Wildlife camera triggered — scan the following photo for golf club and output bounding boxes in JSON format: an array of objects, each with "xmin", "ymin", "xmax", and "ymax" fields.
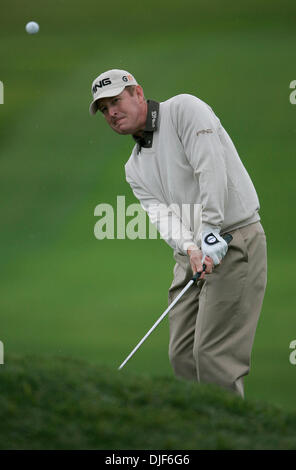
[{"xmin": 118, "ymin": 233, "xmax": 233, "ymax": 370}]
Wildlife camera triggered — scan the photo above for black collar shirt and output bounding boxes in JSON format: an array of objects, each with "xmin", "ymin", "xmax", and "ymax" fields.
[{"xmin": 132, "ymin": 99, "xmax": 160, "ymax": 154}]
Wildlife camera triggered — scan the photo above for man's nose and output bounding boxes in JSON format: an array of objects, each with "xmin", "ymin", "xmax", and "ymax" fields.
[{"xmin": 109, "ymin": 106, "xmax": 118, "ymax": 117}]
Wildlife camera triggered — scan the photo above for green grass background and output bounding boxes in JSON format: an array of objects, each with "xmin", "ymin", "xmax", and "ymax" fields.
[
  {"xmin": 0, "ymin": 0, "xmax": 296, "ymax": 415},
  {"xmin": 1, "ymin": 355, "xmax": 296, "ymax": 450}
]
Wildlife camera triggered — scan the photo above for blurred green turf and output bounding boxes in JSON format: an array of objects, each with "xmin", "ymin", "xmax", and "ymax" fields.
[
  {"xmin": 0, "ymin": 0, "xmax": 296, "ymax": 414},
  {"xmin": 1, "ymin": 355, "xmax": 296, "ymax": 450}
]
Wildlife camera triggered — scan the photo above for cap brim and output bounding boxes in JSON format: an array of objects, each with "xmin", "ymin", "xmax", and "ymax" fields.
[{"xmin": 89, "ymin": 86, "xmax": 126, "ymax": 115}]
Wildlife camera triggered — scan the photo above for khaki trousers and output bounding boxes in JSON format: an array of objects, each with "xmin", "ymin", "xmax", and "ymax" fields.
[{"xmin": 168, "ymin": 221, "xmax": 267, "ymax": 398}]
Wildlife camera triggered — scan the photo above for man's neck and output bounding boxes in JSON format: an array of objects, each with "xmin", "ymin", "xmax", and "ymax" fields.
[{"xmin": 133, "ymin": 101, "xmax": 148, "ymax": 137}]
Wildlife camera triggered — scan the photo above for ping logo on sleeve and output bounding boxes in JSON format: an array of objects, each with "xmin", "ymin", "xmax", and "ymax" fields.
[{"xmin": 196, "ymin": 129, "xmax": 213, "ymax": 136}]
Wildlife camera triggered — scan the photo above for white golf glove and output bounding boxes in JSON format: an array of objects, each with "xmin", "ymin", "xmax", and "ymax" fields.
[{"xmin": 201, "ymin": 229, "xmax": 228, "ymax": 266}]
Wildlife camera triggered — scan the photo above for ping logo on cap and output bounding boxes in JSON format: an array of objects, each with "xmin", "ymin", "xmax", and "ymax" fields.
[{"xmin": 92, "ymin": 78, "xmax": 112, "ymax": 94}]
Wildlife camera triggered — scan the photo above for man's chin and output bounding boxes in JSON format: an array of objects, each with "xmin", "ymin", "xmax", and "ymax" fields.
[{"xmin": 112, "ymin": 125, "xmax": 133, "ymax": 135}]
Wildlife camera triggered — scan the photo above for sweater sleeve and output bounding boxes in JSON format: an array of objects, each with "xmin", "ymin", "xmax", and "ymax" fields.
[
  {"xmin": 171, "ymin": 94, "xmax": 228, "ymax": 233},
  {"xmin": 125, "ymin": 169, "xmax": 196, "ymax": 255}
]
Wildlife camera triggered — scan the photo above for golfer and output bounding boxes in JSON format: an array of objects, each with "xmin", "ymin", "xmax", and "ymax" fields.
[{"xmin": 89, "ymin": 69, "xmax": 267, "ymax": 398}]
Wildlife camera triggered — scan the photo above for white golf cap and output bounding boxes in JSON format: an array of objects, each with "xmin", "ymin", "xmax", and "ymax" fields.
[{"xmin": 89, "ymin": 69, "xmax": 138, "ymax": 115}]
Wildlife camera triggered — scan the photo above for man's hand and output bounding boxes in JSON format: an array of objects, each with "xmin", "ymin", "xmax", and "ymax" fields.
[
  {"xmin": 201, "ymin": 230, "xmax": 228, "ymax": 266},
  {"xmin": 187, "ymin": 244, "xmax": 214, "ymax": 279}
]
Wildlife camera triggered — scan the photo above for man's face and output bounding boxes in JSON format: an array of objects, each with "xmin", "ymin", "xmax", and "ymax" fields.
[{"xmin": 96, "ymin": 86, "xmax": 147, "ymax": 135}]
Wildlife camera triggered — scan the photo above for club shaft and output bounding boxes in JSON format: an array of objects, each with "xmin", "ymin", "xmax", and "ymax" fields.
[
  {"xmin": 118, "ymin": 279, "xmax": 194, "ymax": 370},
  {"xmin": 118, "ymin": 233, "xmax": 233, "ymax": 371}
]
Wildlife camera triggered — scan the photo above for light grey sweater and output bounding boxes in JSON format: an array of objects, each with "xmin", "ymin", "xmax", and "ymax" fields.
[{"xmin": 125, "ymin": 94, "xmax": 260, "ymax": 255}]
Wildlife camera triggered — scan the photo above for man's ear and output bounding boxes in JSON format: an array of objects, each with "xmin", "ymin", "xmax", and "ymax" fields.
[{"xmin": 135, "ymin": 85, "xmax": 145, "ymax": 102}]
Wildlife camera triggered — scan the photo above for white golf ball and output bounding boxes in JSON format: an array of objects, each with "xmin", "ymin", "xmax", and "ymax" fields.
[{"xmin": 25, "ymin": 21, "xmax": 39, "ymax": 34}]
